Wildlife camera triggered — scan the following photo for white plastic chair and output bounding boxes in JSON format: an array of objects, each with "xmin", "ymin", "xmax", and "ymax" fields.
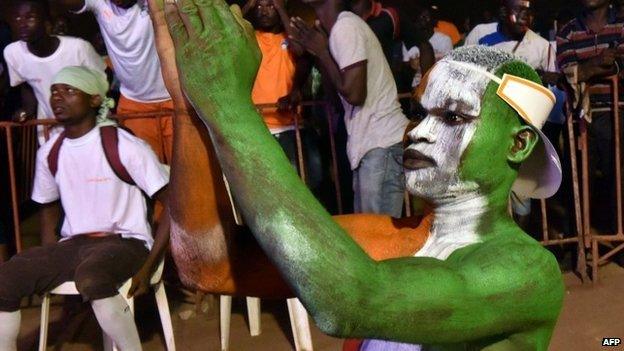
[
  {"xmin": 219, "ymin": 296, "xmax": 313, "ymax": 351},
  {"xmin": 38, "ymin": 260, "xmax": 176, "ymax": 351}
]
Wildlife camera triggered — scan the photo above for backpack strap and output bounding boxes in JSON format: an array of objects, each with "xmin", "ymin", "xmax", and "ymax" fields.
[
  {"xmin": 47, "ymin": 131, "xmax": 67, "ymax": 177},
  {"xmin": 100, "ymin": 126, "xmax": 136, "ymax": 186}
]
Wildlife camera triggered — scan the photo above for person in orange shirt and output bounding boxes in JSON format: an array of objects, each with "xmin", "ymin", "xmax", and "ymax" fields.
[
  {"xmin": 244, "ymin": 0, "xmax": 323, "ymax": 192},
  {"xmin": 431, "ymin": 5, "xmax": 462, "ymax": 46}
]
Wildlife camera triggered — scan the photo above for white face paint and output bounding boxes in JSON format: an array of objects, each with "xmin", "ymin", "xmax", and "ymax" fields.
[{"xmin": 404, "ymin": 61, "xmax": 491, "ymax": 200}]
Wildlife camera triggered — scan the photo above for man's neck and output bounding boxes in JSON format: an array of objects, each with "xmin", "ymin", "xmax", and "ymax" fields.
[
  {"xmin": 63, "ymin": 118, "xmax": 97, "ymax": 139},
  {"xmin": 585, "ymin": 5, "xmax": 610, "ymax": 32},
  {"xmin": 27, "ymin": 35, "xmax": 60, "ymax": 58},
  {"xmin": 423, "ymin": 182, "xmax": 517, "ymax": 254},
  {"xmin": 313, "ymin": 0, "xmax": 343, "ymax": 33}
]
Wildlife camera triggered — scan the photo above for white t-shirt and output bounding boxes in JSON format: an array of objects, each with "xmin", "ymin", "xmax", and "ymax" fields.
[
  {"xmin": 402, "ymin": 31, "xmax": 454, "ymax": 87},
  {"xmin": 32, "ymin": 125, "xmax": 170, "ymax": 248},
  {"xmin": 329, "ymin": 11, "xmax": 409, "ymax": 170},
  {"xmin": 78, "ymin": 0, "xmax": 170, "ymax": 103},
  {"xmin": 3, "ymin": 36, "xmax": 106, "ymax": 143},
  {"xmin": 464, "ymin": 22, "xmax": 556, "ymax": 71}
]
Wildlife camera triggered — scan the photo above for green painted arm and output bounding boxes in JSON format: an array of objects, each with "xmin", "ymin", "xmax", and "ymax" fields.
[{"xmin": 164, "ymin": 0, "xmax": 562, "ymax": 347}]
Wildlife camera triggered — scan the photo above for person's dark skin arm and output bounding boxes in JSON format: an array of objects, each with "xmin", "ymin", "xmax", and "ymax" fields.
[
  {"xmin": 128, "ymin": 186, "xmax": 171, "ymax": 297},
  {"xmin": 400, "ymin": 17, "xmax": 434, "ymax": 74},
  {"xmin": 13, "ymin": 84, "xmax": 37, "ymax": 122},
  {"xmin": 39, "ymin": 201, "xmax": 61, "ymax": 245},
  {"xmin": 573, "ymin": 49, "xmax": 624, "ymax": 82},
  {"xmin": 277, "ymin": 54, "xmax": 312, "ymax": 111},
  {"xmin": 289, "ymin": 17, "xmax": 367, "ymax": 106},
  {"xmin": 52, "ymin": 0, "xmax": 86, "ymax": 12}
]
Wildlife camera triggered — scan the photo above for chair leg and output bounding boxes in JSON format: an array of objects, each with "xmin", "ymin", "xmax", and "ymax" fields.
[
  {"xmin": 220, "ymin": 296, "xmax": 232, "ymax": 351},
  {"xmin": 154, "ymin": 282, "xmax": 176, "ymax": 351},
  {"xmin": 287, "ymin": 298, "xmax": 313, "ymax": 351},
  {"xmin": 246, "ymin": 297, "xmax": 261, "ymax": 336},
  {"xmin": 38, "ymin": 294, "xmax": 51, "ymax": 351}
]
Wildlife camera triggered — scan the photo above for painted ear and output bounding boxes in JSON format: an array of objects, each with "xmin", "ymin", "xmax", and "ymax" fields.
[
  {"xmin": 90, "ymin": 95, "xmax": 103, "ymax": 109},
  {"xmin": 508, "ymin": 125, "xmax": 538, "ymax": 164}
]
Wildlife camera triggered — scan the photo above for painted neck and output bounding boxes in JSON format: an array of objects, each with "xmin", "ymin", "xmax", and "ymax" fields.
[
  {"xmin": 426, "ymin": 179, "xmax": 515, "ymax": 241},
  {"xmin": 428, "ymin": 186, "xmax": 488, "ymax": 241}
]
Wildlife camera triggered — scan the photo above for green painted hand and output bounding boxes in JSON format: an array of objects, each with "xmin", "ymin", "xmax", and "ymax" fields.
[{"xmin": 164, "ymin": 0, "xmax": 260, "ymax": 113}]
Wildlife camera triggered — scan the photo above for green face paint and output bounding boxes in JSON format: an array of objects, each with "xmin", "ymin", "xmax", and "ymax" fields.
[{"xmin": 164, "ymin": 2, "xmax": 563, "ymax": 349}]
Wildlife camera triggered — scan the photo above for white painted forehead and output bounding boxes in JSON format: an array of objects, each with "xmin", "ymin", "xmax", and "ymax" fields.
[{"xmin": 420, "ymin": 60, "xmax": 491, "ymax": 117}]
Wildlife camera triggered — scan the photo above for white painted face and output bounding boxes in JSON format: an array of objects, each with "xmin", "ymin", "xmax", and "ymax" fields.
[{"xmin": 404, "ymin": 61, "xmax": 490, "ymax": 199}]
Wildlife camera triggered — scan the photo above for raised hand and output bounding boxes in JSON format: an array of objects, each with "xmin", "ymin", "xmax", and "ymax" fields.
[
  {"xmin": 164, "ymin": 0, "xmax": 260, "ymax": 113},
  {"xmin": 289, "ymin": 17, "xmax": 329, "ymax": 58}
]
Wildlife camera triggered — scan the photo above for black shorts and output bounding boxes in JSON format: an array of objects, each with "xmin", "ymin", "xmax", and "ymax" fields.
[{"xmin": 0, "ymin": 235, "xmax": 149, "ymax": 312}]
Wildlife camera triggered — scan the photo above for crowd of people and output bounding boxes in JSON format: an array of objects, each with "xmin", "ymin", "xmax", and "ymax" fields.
[{"xmin": 0, "ymin": 0, "xmax": 622, "ymax": 349}]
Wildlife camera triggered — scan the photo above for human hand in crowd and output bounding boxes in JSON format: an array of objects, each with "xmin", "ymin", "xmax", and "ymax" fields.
[
  {"xmin": 537, "ymin": 70, "xmax": 562, "ymax": 86},
  {"xmin": 242, "ymin": 0, "xmax": 258, "ymax": 16},
  {"xmin": 272, "ymin": 0, "xmax": 285, "ymax": 11},
  {"xmin": 590, "ymin": 48, "xmax": 617, "ymax": 68},
  {"xmin": 128, "ymin": 266, "xmax": 152, "ymax": 298},
  {"xmin": 277, "ymin": 88, "xmax": 302, "ymax": 112},
  {"xmin": 288, "ymin": 18, "xmax": 329, "ymax": 58},
  {"xmin": 12, "ymin": 109, "xmax": 34, "ymax": 123}
]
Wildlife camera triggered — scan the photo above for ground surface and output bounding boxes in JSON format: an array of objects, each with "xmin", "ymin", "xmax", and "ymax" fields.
[{"xmin": 8, "ymin": 262, "xmax": 622, "ymax": 351}]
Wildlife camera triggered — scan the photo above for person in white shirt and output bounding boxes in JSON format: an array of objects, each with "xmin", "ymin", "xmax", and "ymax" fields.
[
  {"xmin": 3, "ymin": 0, "xmax": 106, "ymax": 144},
  {"xmin": 55, "ymin": 0, "xmax": 175, "ymax": 163},
  {"xmin": 464, "ymin": 0, "xmax": 556, "ymax": 73},
  {"xmin": 0, "ymin": 66, "xmax": 170, "ymax": 351},
  {"xmin": 402, "ymin": 5, "xmax": 454, "ymax": 88},
  {"xmin": 289, "ymin": 1, "xmax": 409, "ymax": 218}
]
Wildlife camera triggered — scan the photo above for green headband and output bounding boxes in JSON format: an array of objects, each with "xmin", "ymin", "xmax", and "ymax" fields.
[{"xmin": 52, "ymin": 66, "xmax": 115, "ymax": 125}]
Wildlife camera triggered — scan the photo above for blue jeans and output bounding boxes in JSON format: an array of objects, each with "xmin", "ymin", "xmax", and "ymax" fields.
[{"xmin": 353, "ymin": 143, "xmax": 405, "ymax": 217}]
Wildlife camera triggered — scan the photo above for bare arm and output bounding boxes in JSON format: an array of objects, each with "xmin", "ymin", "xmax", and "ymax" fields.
[
  {"xmin": 289, "ymin": 17, "xmax": 367, "ymax": 106},
  {"xmin": 128, "ymin": 187, "xmax": 171, "ymax": 297},
  {"xmin": 39, "ymin": 201, "xmax": 61, "ymax": 245},
  {"xmin": 52, "ymin": 0, "xmax": 86, "ymax": 12},
  {"xmin": 13, "ymin": 84, "xmax": 37, "ymax": 121}
]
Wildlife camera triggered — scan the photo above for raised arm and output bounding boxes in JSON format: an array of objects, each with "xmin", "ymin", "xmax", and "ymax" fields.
[
  {"xmin": 164, "ymin": 0, "xmax": 562, "ymax": 346},
  {"xmin": 147, "ymin": 0, "xmax": 429, "ymax": 298},
  {"xmin": 52, "ymin": 0, "xmax": 85, "ymax": 13}
]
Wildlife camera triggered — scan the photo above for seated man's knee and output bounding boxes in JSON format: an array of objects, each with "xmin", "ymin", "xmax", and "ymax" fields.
[
  {"xmin": 75, "ymin": 274, "xmax": 118, "ymax": 301},
  {"xmin": 0, "ymin": 264, "xmax": 26, "ymax": 311}
]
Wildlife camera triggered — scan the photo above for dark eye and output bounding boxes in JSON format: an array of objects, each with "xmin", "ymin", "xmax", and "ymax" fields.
[{"xmin": 443, "ymin": 111, "xmax": 465, "ymax": 124}]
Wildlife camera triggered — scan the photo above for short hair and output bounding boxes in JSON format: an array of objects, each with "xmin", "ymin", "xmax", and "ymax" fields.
[{"xmin": 8, "ymin": 0, "xmax": 51, "ymax": 18}]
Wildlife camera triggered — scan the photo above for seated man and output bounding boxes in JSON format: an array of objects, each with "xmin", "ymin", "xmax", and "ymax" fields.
[
  {"xmin": 162, "ymin": 1, "xmax": 564, "ymax": 348},
  {"xmin": 0, "ymin": 66, "xmax": 170, "ymax": 351}
]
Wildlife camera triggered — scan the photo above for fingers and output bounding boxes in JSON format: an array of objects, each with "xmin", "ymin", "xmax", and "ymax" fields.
[
  {"xmin": 164, "ymin": 0, "xmax": 189, "ymax": 48},
  {"xmin": 195, "ymin": 0, "xmax": 224, "ymax": 32},
  {"xmin": 178, "ymin": 0, "xmax": 204, "ymax": 37}
]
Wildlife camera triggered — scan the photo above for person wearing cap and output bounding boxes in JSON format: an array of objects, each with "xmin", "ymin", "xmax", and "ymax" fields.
[
  {"xmin": 162, "ymin": 0, "xmax": 563, "ymax": 347},
  {"xmin": 0, "ymin": 66, "xmax": 170, "ymax": 351},
  {"xmin": 463, "ymin": 0, "xmax": 564, "ymax": 229}
]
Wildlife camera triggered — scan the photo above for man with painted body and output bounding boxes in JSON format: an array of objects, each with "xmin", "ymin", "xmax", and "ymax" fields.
[{"xmin": 161, "ymin": 0, "xmax": 564, "ymax": 349}]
